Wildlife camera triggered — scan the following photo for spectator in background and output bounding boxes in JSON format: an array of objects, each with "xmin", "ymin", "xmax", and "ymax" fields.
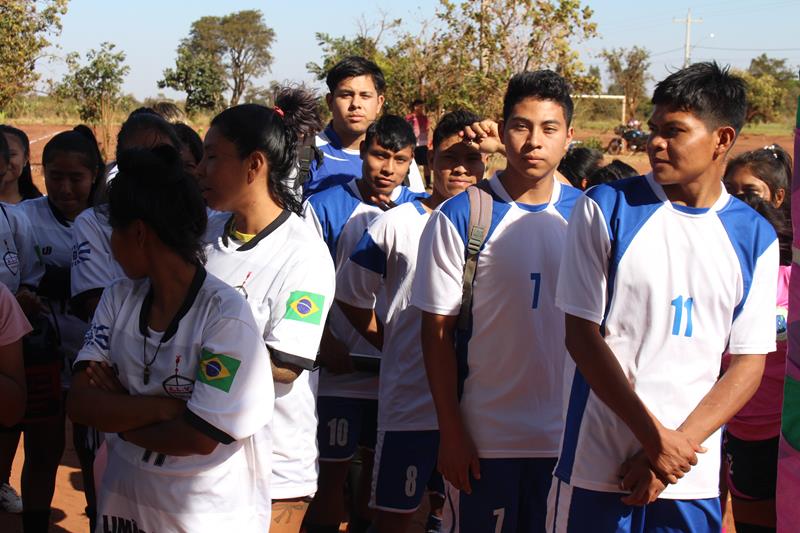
[
  {"xmin": 557, "ymin": 145, "xmax": 603, "ymax": 189},
  {"xmin": 585, "ymin": 159, "xmax": 638, "ymax": 188},
  {"xmin": 406, "ymin": 99, "xmax": 431, "ymax": 188}
]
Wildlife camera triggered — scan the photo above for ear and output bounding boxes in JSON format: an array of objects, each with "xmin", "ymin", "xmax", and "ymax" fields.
[
  {"xmin": 427, "ymin": 147, "xmax": 435, "ymax": 168},
  {"xmin": 325, "ymin": 93, "xmax": 333, "ymax": 110},
  {"xmin": 715, "ymin": 126, "xmax": 737, "ymax": 158},
  {"xmin": 133, "ymin": 219, "xmax": 148, "ymax": 248},
  {"xmin": 774, "ymin": 187, "xmax": 786, "ymax": 208},
  {"xmin": 376, "ymin": 94, "xmax": 385, "ymax": 114},
  {"xmin": 564, "ymin": 126, "xmax": 575, "ymax": 151},
  {"xmin": 498, "ymin": 119, "xmax": 506, "ymax": 141},
  {"xmin": 247, "ymin": 151, "xmax": 268, "ymax": 184}
]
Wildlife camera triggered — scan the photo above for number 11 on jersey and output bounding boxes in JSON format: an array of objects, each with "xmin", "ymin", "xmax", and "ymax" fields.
[{"xmin": 670, "ymin": 296, "xmax": 694, "ymax": 337}]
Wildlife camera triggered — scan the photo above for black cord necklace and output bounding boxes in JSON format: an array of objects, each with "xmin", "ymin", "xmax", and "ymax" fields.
[{"xmin": 138, "ymin": 266, "xmax": 207, "ymax": 385}]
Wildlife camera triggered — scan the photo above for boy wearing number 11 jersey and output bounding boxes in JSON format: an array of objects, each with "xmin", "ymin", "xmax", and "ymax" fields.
[
  {"xmin": 547, "ymin": 63, "xmax": 778, "ymax": 533},
  {"xmin": 411, "ymin": 71, "xmax": 580, "ymax": 533}
]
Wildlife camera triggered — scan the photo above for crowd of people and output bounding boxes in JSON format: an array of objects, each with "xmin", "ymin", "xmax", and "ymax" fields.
[{"xmin": 0, "ymin": 54, "xmax": 793, "ymax": 533}]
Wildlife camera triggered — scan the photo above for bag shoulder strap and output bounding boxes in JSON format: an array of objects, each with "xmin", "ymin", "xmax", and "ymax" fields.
[{"xmin": 458, "ymin": 179, "xmax": 493, "ymax": 330}]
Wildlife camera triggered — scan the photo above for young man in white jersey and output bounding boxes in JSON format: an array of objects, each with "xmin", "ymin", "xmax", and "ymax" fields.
[
  {"xmin": 335, "ymin": 110, "xmax": 486, "ymax": 533},
  {"xmin": 303, "ymin": 56, "xmax": 424, "ymax": 197},
  {"xmin": 411, "ymin": 71, "xmax": 581, "ymax": 533},
  {"xmin": 547, "ymin": 62, "xmax": 777, "ymax": 532},
  {"xmin": 303, "ymin": 115, "xmax": 423, "ymax": 533}
]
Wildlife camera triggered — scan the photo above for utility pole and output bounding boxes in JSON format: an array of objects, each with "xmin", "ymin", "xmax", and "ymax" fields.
[{"xmin": 673, "ymin": 8, "xmax": 703, "ymax": 68}]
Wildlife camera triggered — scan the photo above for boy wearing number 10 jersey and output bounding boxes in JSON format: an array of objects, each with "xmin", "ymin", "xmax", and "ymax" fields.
[
  {"xmin": 411, "ymin": 71, "xmax": 580, "ymax": 533},
  {"xmin": 547, "ymin": 63, "xmax": 778, "ymax": 533}
]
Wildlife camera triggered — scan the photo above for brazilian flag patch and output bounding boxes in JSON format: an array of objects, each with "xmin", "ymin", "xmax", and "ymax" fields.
[
  {"xmin": 197, "ymin": 349, "xmax": 241, "ymax": 393},
  {"xmin": 285, "ymin": 291, "xmax": 325, "ymax": 325}
]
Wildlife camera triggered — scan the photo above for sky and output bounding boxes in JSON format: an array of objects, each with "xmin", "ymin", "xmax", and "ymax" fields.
[{"xmin": 37, "ymin": 0, "xmax": 800, "ymax": 101}]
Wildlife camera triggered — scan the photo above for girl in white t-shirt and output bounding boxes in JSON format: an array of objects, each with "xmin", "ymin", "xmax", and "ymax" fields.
[{"xmin": 67, "ymin": 145, "xmax": 274, "ymax": 532}]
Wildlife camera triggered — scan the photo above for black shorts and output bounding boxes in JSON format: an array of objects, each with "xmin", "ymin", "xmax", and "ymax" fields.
[
  {"xmin": 723, "ymin": 431, "xmax": 778, "ymax": 500},
  {"xmin": 413, "ymin": 146, "xmax": 428, "ymax": 166}
]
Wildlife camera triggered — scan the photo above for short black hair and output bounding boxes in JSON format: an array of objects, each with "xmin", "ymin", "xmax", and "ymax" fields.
[
  {"xmin": 363, "ymin": 115, "xmax": 416, "ymax": 153},
  {"xmin": 325, "ymin": 56, "xmax": 385, "ymax": 95},
  {"xmin": 502, "ymin": 70, "xmax": 574, "ymax": 125},
  {"xmin": 652, "ymin": 61, "xmax": 747, "ymax": 134},
  {"xmin": 411, "ymin": 99, "xmax": 424, "ymax": 108},
  {"xmin": 172, "ymin": 122, "xmax": 203, "ymax": 164},
  {"xmin": 586, "ymin": 159, "xmax": 639, "ymax": 188},
  {"xmin": 432, "ymin": 109, "xmax": 481, "ymax": 149},
  {"xmin": 558, "ymin": 146, "xmax": 603, "ymax": 188},
  {"xmin": 108, "ymin": 145, "xmax": 207, "ymax": 265},
  {"xmin": 117, "ymin": 112, "xmax": 181, "ymax": 160}
]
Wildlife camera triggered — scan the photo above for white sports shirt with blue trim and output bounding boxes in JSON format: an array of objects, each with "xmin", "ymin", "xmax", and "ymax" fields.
[
  {"xmin": 204, "ymin": 210, "xmax": 335, "ymax": 499},
  {"xmin": 337, "ymin": 199, "xmax": 437, "ymax": 431},
  {"xmin": 302, "ymin": 179, "xmax": 424, "ymax": 400},
  {"xmin": 0, "ymin": 202, "xmax": 43, "ymax": 293},
  {"xmin": 411, "ymin": 174, "xmax": 582, "ymax": 457},
  {"xmin": 70, "ymin": 206, "xmax": 125, "ymax": 298},
  {"xmin": 554, "ymin": 173, "xmax": 778, "ymax": 499},
  {"xmin": 304, "ymin": 124, "xmax": 426, "ymax": 197},
  {"xmin": 75, "ymin": 269, "xmax": 274, "ymax": 531}
]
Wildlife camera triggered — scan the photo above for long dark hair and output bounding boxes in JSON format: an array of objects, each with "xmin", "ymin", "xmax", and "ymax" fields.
[
  {"xmin": 210, "ymin": 87, "xmax": 320, "ymax": 215},
  {"xmin": 0, "ymin": 125, "xmax": 43, "ymax": 200}
]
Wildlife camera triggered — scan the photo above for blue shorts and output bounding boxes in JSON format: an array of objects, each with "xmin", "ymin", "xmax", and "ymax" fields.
[
  {"xmin": 546, "ymin": 478, "xmax": 722, "ymax": 533},
  {"xmin": 316, "ymin": 396, "xmax": 378, "ymax": 461},
  {"xmin": 443, "ymin": 457, "xmax": 556, "ymax": 533},
  {"xmin": 370, "ymin": 430, "xmax": 443, "ymax": 512}
]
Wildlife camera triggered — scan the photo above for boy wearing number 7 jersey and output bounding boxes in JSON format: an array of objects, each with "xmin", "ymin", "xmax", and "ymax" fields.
[
  {"xmin": 547, "ymin": 62, "xmax": 778, "ymax": 533},
  {"xmin": 410, "ymin": 71, "xmax": 580, "ymax": 533}
]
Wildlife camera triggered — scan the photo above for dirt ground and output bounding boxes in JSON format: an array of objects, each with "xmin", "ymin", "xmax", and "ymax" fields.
[{"xmin": 3, "ymin": 122, "xmax": 782, "ymax": 532}]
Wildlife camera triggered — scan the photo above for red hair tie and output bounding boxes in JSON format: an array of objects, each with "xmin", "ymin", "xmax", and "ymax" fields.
[{"xmin": 273, "ymin": 105, "xmax": 285, "ymax": 118}]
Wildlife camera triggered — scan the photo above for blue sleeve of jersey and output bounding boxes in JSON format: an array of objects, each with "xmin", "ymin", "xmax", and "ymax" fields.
[
  {"xmin": 350, "ymin": 232, "xmax": 387, "ymax": 277},
  {"xmin": 306, "ymin": 188, "xmax": 361, "ymax": 260},
  {"xmin": 554, "ymin": 184, "xmax": 583, "ymax": 222}
]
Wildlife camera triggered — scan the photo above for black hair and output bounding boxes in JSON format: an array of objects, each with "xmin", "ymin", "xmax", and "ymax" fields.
[
  {"xmin": 724, "ymin": 144, "xmax": 792, "ymax": 203},
  {"xmin": 0, "ymin": 130, "xmax": 8, "ymax": 165},
  {"xmin": 502, "ymin": 70, "xmax": 574, "ymax": 125},
  {"xmin": 432, "ymin": 109, "xmax": 482, "ymax": 149},
  {"xmin": 363, "ymin": 115, "xmax": 416, "ymax": 153},
  {"xmin": 585, "ymin": 159, "xmax": 639, "ymax": 189},
  {"xmin": 411, "ymin": 99, "xmax": 424, "ymax": 108},
  {"xmin": 116, "ymin": 112, "xmax": 181, "ymax": 161},
  {"xmin": 210, "ymin": 87, "xmax": 319, "ymax": 215},
  {"xmin": 325, "ymin": 56, "xmax": 386, "ymax": 95},
  {"xmin": 42, "ymin": 125, "xmax": 105, "ymax": 206},
  {"xmin": 558, "ymin": 146, "xmax": 604, "ymax": 188},
  {"xmin": 274, "ymin": 86, "xmax": 323, "ymax": 142},
  {"xmin": 0, "ymin": 125, "xmax": 42, "ymax": 200},
  {"xmin": 150, "ymin": 102, "xmax": 185, "ymax": 122},
  {"xmin": 172, "ymin": 123, "xmax": 203, "ymax": 164},
  {"xmin": 108, "ymin": 145, "xmax": 207, "ymax": 265},
  {"xmin": 735, "ymin": 191, "xmax": 792, "ymax": 266},
  {"xmin": 652, "ymin": 62, "xmax": 747, "ymax": 134}
]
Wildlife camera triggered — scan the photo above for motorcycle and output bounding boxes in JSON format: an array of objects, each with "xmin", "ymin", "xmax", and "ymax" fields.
[{"xmin": 606, "ymin": 124, "xmax": 649, "ymax": 155}]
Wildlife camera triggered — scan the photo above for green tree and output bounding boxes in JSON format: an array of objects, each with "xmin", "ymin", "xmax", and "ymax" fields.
[
  {"xmin": 159, "ymin": 45, "xmax": 225, "ymax": 115},
  {"xmin": 55, "ymin": 42, "xmax": 130, "ymax": 158},
  {"xmin": 737, "ymin": 69, "xmax": 788, "ymax": 123},
  {"xmin": 163, "ymin": 10, "xmax": 275, "ymax": 107},
  {"xmin": 0, "ymin": 0, "xmax": 68, "ymax": 113},
  {"xmin": 600, "ymin": 46, "xmax": 651, "ymax": 121}
]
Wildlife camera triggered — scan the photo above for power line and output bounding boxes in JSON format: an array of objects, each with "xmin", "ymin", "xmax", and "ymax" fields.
[{"xmin": 695, "ymin": 45, "xmax": 800, "ymax": 52}]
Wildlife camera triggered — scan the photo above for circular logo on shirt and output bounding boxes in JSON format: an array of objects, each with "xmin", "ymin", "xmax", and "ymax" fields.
[
  {"xmin": 162, "ymin": 375, "xmax": 195, "ymax": 400},
  {"xmin": 777, "ymin": 305, "xmax": 788, "ymax": 342}
]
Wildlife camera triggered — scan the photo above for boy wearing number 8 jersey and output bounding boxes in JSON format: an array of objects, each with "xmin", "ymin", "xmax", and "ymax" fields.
[
  {"xmin": 335, "ymin": 110, "xmax": 486, "ymax": 533},
  {"xmin": 410, "ymin": 71, "xmax": 580, "ymax": 533},
  {"xmin": 547, "ymin": 63, "xmax": 778, "ymax": 533}
]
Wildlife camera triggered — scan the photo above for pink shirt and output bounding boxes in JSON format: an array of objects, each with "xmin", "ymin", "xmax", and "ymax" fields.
[
  {"xmin": 722, "ymin": 264, "xmax": 790, "ymax": 441},
  {"xmin": 0, "ymin": 283, "xmax": 31, "ymax": 346}
]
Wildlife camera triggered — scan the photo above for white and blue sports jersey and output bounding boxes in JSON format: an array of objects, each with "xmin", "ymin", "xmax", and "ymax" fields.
[
  {"xmin": 554, "ymin": 173, "xmax": 779, "ymax": 499},
  {"xmin": 337, "ymin": 199, "xmax": 437, "ymax": 431},
  {"xmin": 303, "ymin": 179, "xmax": 423, "ymax": 400},
  {"xmin": 411, "ymin": 174, "xmax": 582, "ymax": 458},
  {"xmin": 204, "ymin": 210, "xmax": 335, "ymax": 499},
  {"xmin": 20, "ymin": 197, "xmax": 89, "ymax": 386},
  {"xmin": 0, "ymin": 202, "xmax": 43, "ymax": 293},
  {"xmin": 70, "ymin": 206, "xmax": 125, "ymax": 298},
  {"xmin": 304, "ymin": 123, "xmax": 425, "ymax": 197}
]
